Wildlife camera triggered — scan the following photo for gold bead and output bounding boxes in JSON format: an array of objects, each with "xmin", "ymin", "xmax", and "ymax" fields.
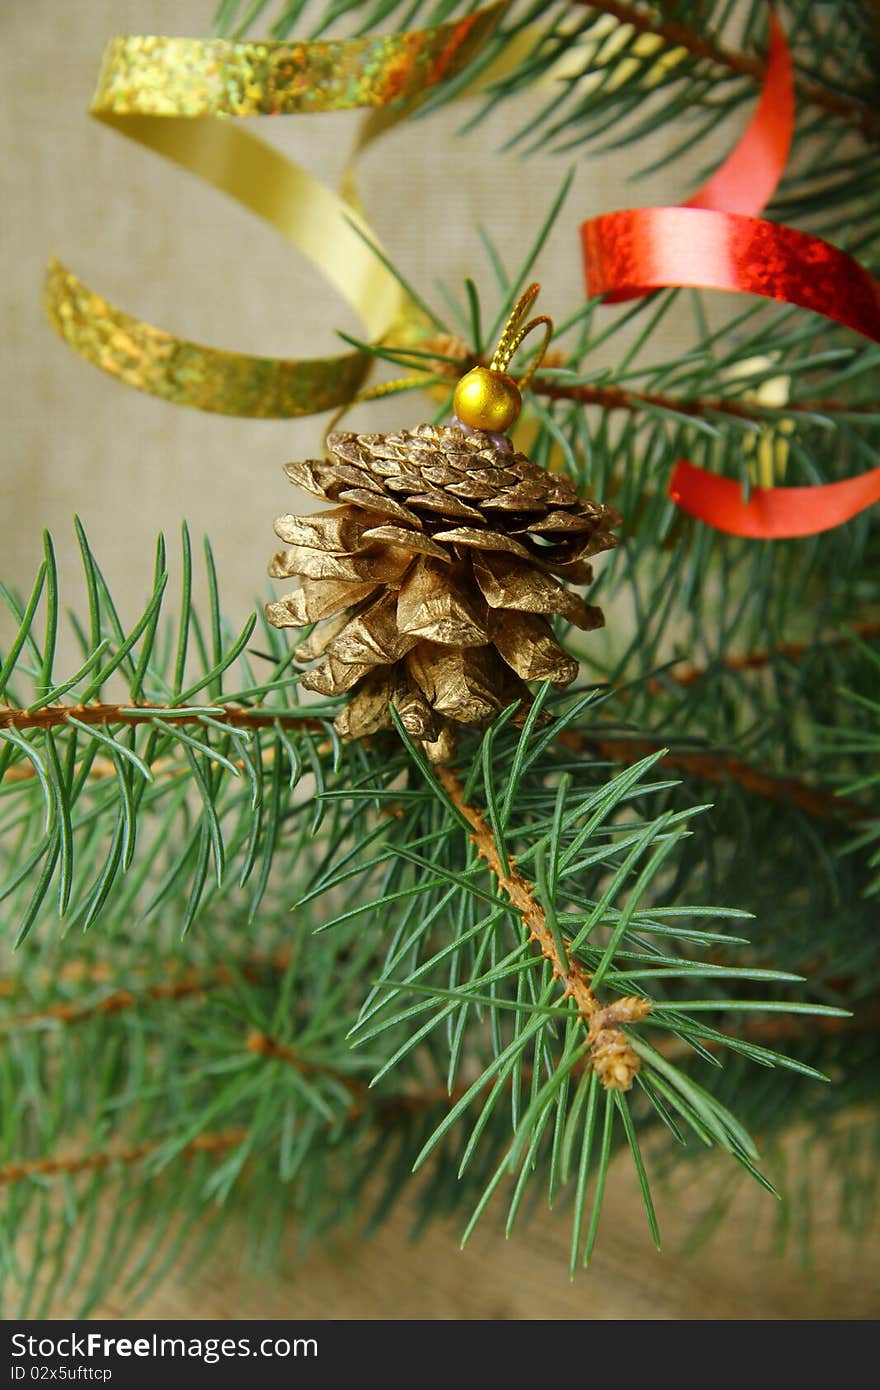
[{"xmin": 453, "ymin": 366, "xmax": 522, "ymax": 434}]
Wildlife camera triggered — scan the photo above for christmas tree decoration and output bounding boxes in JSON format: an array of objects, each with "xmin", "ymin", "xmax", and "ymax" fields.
[
  {"xmin": 267, "ymin": 289, "xmax": 617, "ymax": 755},
  {"xmin": 5, "ymin": 0, "xmax": 880, "ymax": 1316},
  {"xmin": 44, "ymin": 5, "xmax": 507, "ymax": 417}
]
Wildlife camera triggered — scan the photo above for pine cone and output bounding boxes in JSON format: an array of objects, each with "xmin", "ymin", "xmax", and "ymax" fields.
[{"xmin": 266, "ymin": 424, "xmax": 619, "ymax": 756}]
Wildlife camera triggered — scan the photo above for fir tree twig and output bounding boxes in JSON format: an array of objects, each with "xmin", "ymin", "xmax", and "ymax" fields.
[
  {"xmin": 0, "ymin": 1131, "xmax": 249, "ymax": 1187},
  {"xmin": 531, "ymin": 377, "xmax": 880, "ymax": 424},
  {"xmin": 1, "ymin": 701, "xmax": 864, "ymax": 822},
  {"xmin": 0, "ymin": 703, "xmax": 325, "ymax": 735},
  {"xmin": 657, "ymin": 620, "xmax": 880, "ymax": 688},
  {"xmin": 573, "ymin": 0, "xmax": 880, "ymax": 140},
  {"xmin": 436, "ymin": 763, "xmax": 652, "ymax": 1090},
  {"xmin": 582, "ymin": 736, "xmax": 869, "ymax": 825}
]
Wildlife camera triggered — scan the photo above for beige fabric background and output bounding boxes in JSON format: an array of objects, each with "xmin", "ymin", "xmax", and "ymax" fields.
[{"xmin": 2, "ymin": 0, "xmax": 877, "ymax": 1319}]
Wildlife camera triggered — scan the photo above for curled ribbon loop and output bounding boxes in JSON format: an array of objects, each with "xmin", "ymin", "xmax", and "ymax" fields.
[
  {"xmin": 583, "ymin": 208, "xmax": 880, "ymax": 340},
  {"xmin": 93, "ymin": 28, "xmax": 499, "ymax": 117},
  {"xmin": 45, "ymin": 5, "xmax": 506, "ymax": 418},
  {"xmin": 490, "ymin": 283, "xmax": 554, "ymax": 390},
  {"xmin": 669, "ymin": 462, "xmax": 880, "ymax": 539},
  {"xmin": 684, "ymin": 12, "xmax": 793, "ymax": 216},
  {"xmin": 580, "ymin": 10, "xmax": 880, "ymax": 538}
]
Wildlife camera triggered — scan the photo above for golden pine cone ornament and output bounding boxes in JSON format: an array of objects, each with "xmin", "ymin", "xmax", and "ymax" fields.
[
  {"xmin": 266, "ymin": 285, "xmax": 619, "ymax": 759},
  {"xmin": 267, "ymin": 423, "xmax": 619, "ymax": 756}
]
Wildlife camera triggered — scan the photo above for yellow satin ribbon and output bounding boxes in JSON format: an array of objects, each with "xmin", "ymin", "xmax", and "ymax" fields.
[{"xmin": 45, "ymin": 5, "xmax": 507, "ymax": 418}]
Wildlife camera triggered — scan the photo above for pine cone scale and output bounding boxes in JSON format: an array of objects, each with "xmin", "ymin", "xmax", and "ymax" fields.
[
  {"xmin": 335, "ymin": 488, "xmax": 424, "ymax": 528},
  {"xmin": 405, "ymin": 491, "xmax": 485, "ymax": 521},
  {"xmin": 430, "ymin": 526, "xmax": 534, "ymax": 559},
  {"xmin": 407, "ymin": 643, "xmax": 504, "ymax": 724},
  {"xmin": 360, "ymin": 524, "xmax": 451, "ymax": 562},
  {"xmin": 334, "ymin": 669, "xmax": 396, "ymax": 739},
  {"xmin": 492, "ymin": 612, "xmax": 579, "ymax": 684},
  {"xmin": 267, "ymin": 577, "xmax": 379, "ymax": 627},
  {"xmin": 301, "ymin": 654, "xmax": 374, "ymax": 696},
  {"xmin": 325, "ymin": 593, "xmax": 417, "ymax": 667},
  {"xmin": 397, "ymin": 558, "xmax": 491, "ymax": 647},
  {"xmin": 472, "ymin": 551, "xmax": 603, "ymax": 631},
  {"xmin": 273, "ymin": 510, "xmax": 369, "ymax": 553},
  {"xmin": 527, "ymin": 510, "xmax": 599, "ymax": 533}
]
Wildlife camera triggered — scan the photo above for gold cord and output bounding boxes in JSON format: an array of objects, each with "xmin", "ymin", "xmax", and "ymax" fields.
[{"xmin": 489, "ymin": 283, "xmax": 554, "ymax": 389}]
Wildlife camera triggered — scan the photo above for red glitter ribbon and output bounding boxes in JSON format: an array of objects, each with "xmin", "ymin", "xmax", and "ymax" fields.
[{"xmin": 580, "ymin": 11, "xmax": 880, "ymax": 538}]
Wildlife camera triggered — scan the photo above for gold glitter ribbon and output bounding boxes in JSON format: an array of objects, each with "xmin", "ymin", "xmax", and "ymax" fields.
[{"xmin": 45, "ymin": 6, "xmax": 506, "ymax": 418}]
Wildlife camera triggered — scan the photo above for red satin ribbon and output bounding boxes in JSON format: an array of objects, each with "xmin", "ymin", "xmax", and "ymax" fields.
[
  {"xmin": 684, "ymin": 12, "xmax": 792, "ymax": 216},
  {"xmin": 669, "ymin": 460, "xmax": 880, "ymax": 538},
  {"xmin": 580, "ymin": 10, "xmax": 880, "ymax": 538}
]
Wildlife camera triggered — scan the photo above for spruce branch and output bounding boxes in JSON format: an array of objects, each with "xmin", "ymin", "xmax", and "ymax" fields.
[
  {"xmin": 531, "ymin": 376, "xmax": 880, "ymax": 425},
  {"xmin": 3, "ymin": 186, "xmax": 879, "ymax": 1303},
  {"xmin": 657, "ymin": 620, "xmax": 880, "ymax": 688},
  {"xmin": 5, "ymin": 1005, "xmax": 874, "ymax": 1195},
  {"xmin": 397, "ymin": 335, "xmax": 880, "ymax": 426},
  {"xmin": 0, "ymin": 954, "xmax": 292, "ymax": 1032},
  {"xmin": 3, "ymin": 700, "xmax": 856, "ymax": 821},
  {"xmin": 0, "ymin": 1042, "xmax": 486, "ymax": 1194},
  {"xmin": 582, "ymin": 735, "xmax": 869, "ymax": 825},
  {"xmin": 572, "ymin": 0, "xmax": 880, "ymax": 142},
  {"xmin": 0, "ymin": 703, "xmax": 325, "ymax": 735},
  {"xmin": 436, "ymin": 763, "xmax": 652, "ymax": 1090},
  {"xmin": 365, "ymin": 710, "xmax": 855, "ymax": 1260},
  {"xmin": 0, "ymin": 1132, "xmax": 249, "ymax": 1188}
]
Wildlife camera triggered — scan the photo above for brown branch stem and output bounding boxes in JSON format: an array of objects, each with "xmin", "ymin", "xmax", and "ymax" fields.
[
  {"xmin": 0, "ymin": 1131, "xmax": 249, "ymax": 1187},
  {"xmin": 245, "ymin": 1031, "xmax": 369, "ymax": 1105},
  {"xmin": 573, "ymin": 0, "xmax": 880, "ymax": 141},
  {"xmin": 245, "ymin": 1032, "xmax": 480, "ymax": 1123},
  {"xmin": 436, "ymin": 765, "xmax": 650, "ymax": 1089},
  {"xmin": 1, "ymin": 702, "xmax": 867, "ymax": 825},
  {"xmin": 6, "ymin": 615, "xmax": 879, "ymax": 760},
  {"xmin": 532, "ymin": 376, "xmax": 880, "ymax": 424},
  {"xmin": 582, "ymin": 735, "xmax": 868, "ymax": 825},
  {"xmin": 0, "ymin": 952, "xmax": 293, "ymax": 1032},
  {"xmin": 0, "ymin": 702, "xmax": 324, "ymax": 735},
  {"xmin": 656, "ymin": 619, "xmax": 880, "ymax": 689},
  {"xmin": 422, "ymin": 340, "xmax": 875, "ymax": 424}
]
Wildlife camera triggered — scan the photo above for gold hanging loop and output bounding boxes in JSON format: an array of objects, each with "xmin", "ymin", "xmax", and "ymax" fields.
[
  {"xmin": 489, "ymin": 283, "xmax": 542, "ymax": 371},
  {"xmin": 501, "ymin": 314, "xmax": 554, "ymax": 391},
  {"xmin": 489, "ymin": 283, "xmax": 553, "ymax": 387}
]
